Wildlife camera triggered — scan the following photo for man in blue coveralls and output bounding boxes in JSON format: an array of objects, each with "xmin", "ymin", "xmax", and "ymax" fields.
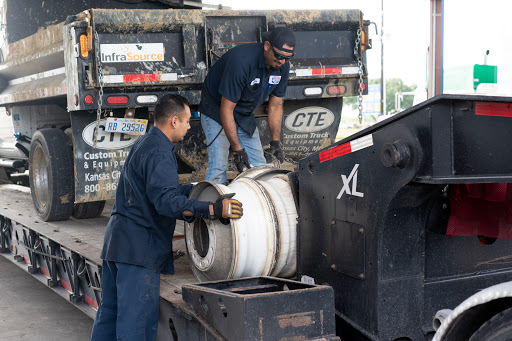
[
  {"xmin": 90, "ymin": 94, "xmax": 243, "ymax": 341},
  {"xmin": 199, "ymin": 26, "xmax": 296, "ymax": 183}
]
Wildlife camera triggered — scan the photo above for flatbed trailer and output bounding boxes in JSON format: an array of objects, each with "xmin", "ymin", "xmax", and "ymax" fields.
[
  {"xmin": 0, "ymin": 185, "xmax": 194, "ymax": 324},
  {"xmin": 5, "ymin": 93, "xmax": 512, "ymax": 341},
  {"xmin": 0, "ymin": 184, "xmax": 338, "ymax": 340},
  {"xmin": 0, "ymin": 184, "xmax": 236, "ymax": 340}
]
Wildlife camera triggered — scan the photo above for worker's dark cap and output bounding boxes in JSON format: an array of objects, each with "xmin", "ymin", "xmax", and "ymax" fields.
[{"xmin": 262, "ymin": 27, "xmax": 295, "ymax": 53}]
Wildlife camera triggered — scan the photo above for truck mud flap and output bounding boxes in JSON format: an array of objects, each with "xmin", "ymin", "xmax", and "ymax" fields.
[
  {"xmin": 266, "ymin": 97, "xmax": 343, "ymax": 159},
  {"xmin": 70, "ymin": 112, "xmax": 140, "ymax": 203}
]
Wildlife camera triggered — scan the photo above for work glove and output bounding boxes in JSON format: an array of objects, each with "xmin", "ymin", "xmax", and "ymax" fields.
[
  {"xmin": 211, "ymin": 193, "xmax": 243, "ymax": 222},
  {"xmin": 265, "ymin": 140, "xmax": 285, "ymax": 163},
  {"xmin": 232, "ymin": 148, "xmax": 251, "ymax": 173}
]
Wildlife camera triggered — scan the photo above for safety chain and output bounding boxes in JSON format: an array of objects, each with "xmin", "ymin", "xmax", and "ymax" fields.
[
  {"xmin": 93, "ymin": 31, "xmax": 104, "ymax": 149},
  {"xmin": 353, "ymin": 28, "xmax": 364, "ymax": 124},
  {"xmin": 284, "ymin": 157, "xmax": 298, "ymax": 166}
]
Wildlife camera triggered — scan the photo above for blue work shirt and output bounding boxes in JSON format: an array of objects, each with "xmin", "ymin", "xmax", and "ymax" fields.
[
  {"xmin": 100, "ymin": 126, "xmax": 210, "ymax": 274},
  {"xmin": 199, "ymin": 43, "xmax": 290, "ymax": 135}
]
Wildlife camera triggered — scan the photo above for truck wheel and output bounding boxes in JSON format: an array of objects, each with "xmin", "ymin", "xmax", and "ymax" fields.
[
  {"xmin": 29, "ymin": 129, "xmax": 74, "ymax": 221},
  {"xmin": 469, "ymin": 307, "xmax": 512, "ymax": 341},
  {"xmin": 72, "ymin": 201, "xmax": 106, "ymax": 219}
]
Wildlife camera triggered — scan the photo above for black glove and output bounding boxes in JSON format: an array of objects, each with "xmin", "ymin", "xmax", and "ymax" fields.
[
  {"xmin": 212, "ymin": 193, "xmax": 243, "ymax": 220},
  {"xmin": 232, "ymin": 148, "xmax": 251, "ymax": 173},
  {"xmin": 266, "ymin": 140, "xmax": 284, "ymax": 163}
]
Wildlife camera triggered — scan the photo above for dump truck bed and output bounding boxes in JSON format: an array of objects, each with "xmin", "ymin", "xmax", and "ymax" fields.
[{"xmin": 0, "ymin": 8, "xmax": 366, "ymax": 106}]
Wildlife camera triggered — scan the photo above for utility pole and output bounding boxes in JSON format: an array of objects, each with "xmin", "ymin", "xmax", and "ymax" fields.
[
  {"xmin": 428, "ymin": 0, "xmax": 443, "ymax": 98},
  {"xmin": 380, "ymin": 0, "xmax": 385, "ymax": 115}
]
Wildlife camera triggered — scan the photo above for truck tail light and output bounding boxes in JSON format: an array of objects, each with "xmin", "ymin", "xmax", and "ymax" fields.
[
  {"xmin": 327, "ymin": 85, "xmax": 346, "ymax": 95},
  {"xmin": 84, "ymin": 95, "xmax": 94, "ymax": 104},
  {"xmin": 106, "ymin": 96, "xmax": 129, "ymax": 105},
  {"xmin": 80, "ymin": 34, "xmax": 89, "ymax": 58},
  {"xmin": 136, "ymin": 95, "xmax": 158, "ymax": 104},
  {"xmin": 303, "ymin": 87, "xmax": 322, "ymax": 96}
]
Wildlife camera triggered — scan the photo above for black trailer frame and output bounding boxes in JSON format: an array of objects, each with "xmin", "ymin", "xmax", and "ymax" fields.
[{"xmin": 297, "ymin": 94, "xmax": 512, "ymax": 341}]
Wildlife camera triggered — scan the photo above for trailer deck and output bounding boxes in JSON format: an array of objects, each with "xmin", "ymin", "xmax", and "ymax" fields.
[{"xmin": 0, "ymin": 183, "xmax": 198, "ymax": 320}]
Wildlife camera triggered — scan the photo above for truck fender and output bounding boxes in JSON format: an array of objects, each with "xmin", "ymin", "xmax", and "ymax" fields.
[{"xmin": 433, "ymin": 281, "xmax": 512, "ymax": 341}]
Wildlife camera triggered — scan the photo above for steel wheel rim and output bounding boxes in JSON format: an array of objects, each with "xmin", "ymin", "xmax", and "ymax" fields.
[
  {"xmin": 186, "ymin": 167, "xmax": 297, "ymax": 282},
  {"xmin": 32, "ymin": 143, "xmax": 49, "ymax": 210}
]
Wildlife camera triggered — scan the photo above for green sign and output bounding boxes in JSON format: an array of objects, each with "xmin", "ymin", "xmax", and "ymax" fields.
[{"xmin": 473, "ymin": 64, "xmax": 497, "ymax": 90}]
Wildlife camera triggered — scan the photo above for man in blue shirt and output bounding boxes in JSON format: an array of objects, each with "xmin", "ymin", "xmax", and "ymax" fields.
[
  {"xmin": 199, "ymin": 27, "xmax": 295, "ymax": 183},
  {"xmin": 90, "ymin": 94, "xmax": 243, "ymax": 341}
]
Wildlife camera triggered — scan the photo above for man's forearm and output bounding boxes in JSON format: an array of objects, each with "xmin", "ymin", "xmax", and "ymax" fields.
[
  {"xmin": 268, "ymin": 96, "xmax": 284, "ymax": 141},
  {"xmin": 220, "ymin": 97, "xmax": 242, "ymax": 150}
]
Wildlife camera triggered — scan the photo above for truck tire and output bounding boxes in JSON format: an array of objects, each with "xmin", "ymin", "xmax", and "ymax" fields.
[
  {"xmin": 469, "ymin": 307, "xmax": 512, "ymax": 341},
  {"xmin": 72, "ymin": 201, "xmax": 106, "ymax": 219},
  {"xmin": 29, "ymin": 129, "xmax": 74, "ymax": 221}
]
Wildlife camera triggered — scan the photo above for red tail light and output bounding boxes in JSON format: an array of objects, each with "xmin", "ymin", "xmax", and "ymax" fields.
[
  {"xmin": 327, "ymin": 85, "xmax": 347, "ymax": 95},
  {"xmin": 106, "ymin": 96, "xmax": 129, "ymax": 105}
]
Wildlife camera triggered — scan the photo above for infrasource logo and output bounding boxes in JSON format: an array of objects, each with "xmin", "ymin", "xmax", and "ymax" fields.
[{"xmin": 100, "ymin": 43, "xmax": 165, "ymax": 63}]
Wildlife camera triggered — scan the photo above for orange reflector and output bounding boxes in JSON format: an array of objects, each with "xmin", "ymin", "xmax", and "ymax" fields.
[
  {"xmin": 106, "ymin": 96, "xmax": 129, "ymax": 105},
  {"xmin": 86, "ymin": 26, "xmax": 93, "ymax": 51},
  {"xmin": 80, "ymin": 35, "xmax": 88, "ymax": 58},
  {"xmin": 327, "ymin": 85, "xmax": 346, "ymax": 95},
  {"xmin": 84, "ymin": 95, "xmax": 94, "ymax": 104}
]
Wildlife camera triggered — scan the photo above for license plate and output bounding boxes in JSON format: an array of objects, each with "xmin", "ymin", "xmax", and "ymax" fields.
[{"xmin": 105, "ymin": 117, "xmax": 148, "ymax": 135}]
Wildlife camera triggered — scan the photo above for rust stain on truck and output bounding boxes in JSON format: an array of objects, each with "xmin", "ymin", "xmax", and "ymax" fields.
[{"xmin": 277, "ymin": 311, "xmax": 315, "ymax": 328}]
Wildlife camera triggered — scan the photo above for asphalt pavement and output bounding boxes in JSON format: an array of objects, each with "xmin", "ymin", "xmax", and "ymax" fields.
[{"xmin": 0, "ymin": 254, "xmax": 94, "ymax": 341}]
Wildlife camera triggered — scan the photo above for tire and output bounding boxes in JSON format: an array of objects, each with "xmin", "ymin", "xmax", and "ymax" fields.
[
  {"xmin": 72, "ymin": 201, "xmax": 106, "ymax": 219},
  {"xmin": 29, "ymin": 129, "xmax": 74, "ymax": 221},
  {"xmin": 469, "ymin": 307, "xmax": 512, "ymax": 341}
]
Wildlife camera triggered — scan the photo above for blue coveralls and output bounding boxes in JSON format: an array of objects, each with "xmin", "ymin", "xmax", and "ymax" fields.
[{"xmin": 90, "ymin": 126, "xmax": 210, "ymax": 341}]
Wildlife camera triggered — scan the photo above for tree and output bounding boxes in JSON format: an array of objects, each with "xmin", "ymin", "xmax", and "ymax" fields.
[
  {"xmin": 385, "ymin": 78, "xmax": 417, "ymax": 114},
  {"xmin": 343, "ymin": 78, "xmax": 417, "ymax": 115}
]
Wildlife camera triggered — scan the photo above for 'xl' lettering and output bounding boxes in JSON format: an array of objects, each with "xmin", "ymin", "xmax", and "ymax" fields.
[{"xmin": 336, "ymin": 164, "xmax": 364, "ymax": 198}]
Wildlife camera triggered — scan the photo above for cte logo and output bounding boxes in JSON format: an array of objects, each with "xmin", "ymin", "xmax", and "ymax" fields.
[
  {"xmin": 285, "ymin": 106, "xmax": 335, "ymax": 133},
  {"xmin": 337, "ymin": 164, "xmax": 364, "ymax": 198}
]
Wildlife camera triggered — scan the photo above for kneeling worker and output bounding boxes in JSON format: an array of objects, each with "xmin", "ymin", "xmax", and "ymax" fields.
[
  {"xmin": 199, "ymin": 26, "xmax": 296, "ymax": 183},
  {"xmin": 90, "ymin": 94, "xmax": 243, "ymax": 341}
]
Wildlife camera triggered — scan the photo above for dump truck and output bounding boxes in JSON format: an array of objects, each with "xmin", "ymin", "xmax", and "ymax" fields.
[
  {"xmin": 0, "ymin": 0, "xmax": 371, "ymax": 222},
  {"xmin": 1, "ymin": 94, "xmax": 512, "ymax": 341}
]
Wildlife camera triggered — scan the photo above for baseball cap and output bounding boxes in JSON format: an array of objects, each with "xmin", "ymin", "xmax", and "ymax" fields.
[{"xmin": 262, "ymin": 27, "xmax": 295, "ymax": 53}]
